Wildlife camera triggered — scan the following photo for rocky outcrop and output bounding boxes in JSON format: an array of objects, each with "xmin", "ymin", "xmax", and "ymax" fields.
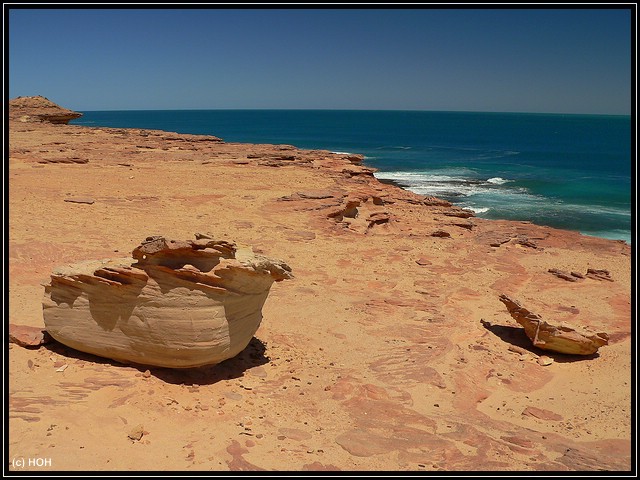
[
  {"xmin": 9, "ymin": 96, "xmax": 83, "ymax": 124},
  {"xmin": 38, "ymin": 157, "xmax": 89, "ymax": 164},
  {"xmin": 42, "ymin": 234, "xmax": 292, "ymax": 368},
  {"xmin": 422, "ymin": 195, "xmax": 452, "ymax": 207},
  {"xmin": 498, "ymin": 295, "xmax": 608, "ymax": 355},
  {"xmin": 586, "ymin": 268, "xmax": 613, "ymax": 282},
  {"xmin": 548, "ymin": 268, "xmax": 579, "ymax": 282},
  {"xmin": 548, "ymin": 268, "xmax": 614, "ymax": 282},
  {"xmin": 341, "ymin": 153, "xmax": 365, "ymax": 164},
  {"xmin": 440, "ymin": 207, "xmax": 475, "ymax": 219}
]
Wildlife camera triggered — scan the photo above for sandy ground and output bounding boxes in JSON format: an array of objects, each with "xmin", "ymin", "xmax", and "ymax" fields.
[{"xmin": 7, "ymin": 111, "xmax": 633, "ymax": 473}]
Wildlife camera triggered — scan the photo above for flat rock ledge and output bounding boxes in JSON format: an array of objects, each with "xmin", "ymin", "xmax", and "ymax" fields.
[
  {"xmin": 42, "ymin": 234, "xmax": 292, "ymax": 368},
  {"xmin": 498, "ymin": 294, "xmax": 608, "ymax": 355}
]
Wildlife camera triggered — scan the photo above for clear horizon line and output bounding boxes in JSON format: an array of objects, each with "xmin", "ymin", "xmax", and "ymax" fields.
[{"xmin": 73, "ymin": 107, "xmax": 632, "ymax": 117}]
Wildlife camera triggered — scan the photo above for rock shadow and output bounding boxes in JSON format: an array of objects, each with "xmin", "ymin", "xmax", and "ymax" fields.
[
  {"xmin": 42, "ymin": 339, "xmax": 121, "ymax": 367},
  {"xmin": 40, "ymin": 336, "xmax": 270, "ymax": 384},
  {"xmin": 149, "ymin": 336, "xmax": 270, "ymax": 385},
  {"xmin": 480, "ymin": 320, "xmax": 599, "ymax": 363}
]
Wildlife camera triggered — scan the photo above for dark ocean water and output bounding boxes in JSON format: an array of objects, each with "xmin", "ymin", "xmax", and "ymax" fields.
[{"xmin": 73, "ymin": 109, "xmax": 632, "ymax": 243}]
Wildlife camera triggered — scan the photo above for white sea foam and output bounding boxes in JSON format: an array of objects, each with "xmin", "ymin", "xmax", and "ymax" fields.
[
  {"xmin": 376, "ymin": 177, "xmax": 477, "ymax": 197},
  {"xmin": 374, "ymin": 170, "xmax": 630, "ymax": 243},
  {"xmin": 486, "ymin": 177, "xmax": 510, "ymax": 185},
  {"xmin": 462, "ymin": 206, "xmax": 491, "ymax": 214},
  {"xmin": 375, "ymin": 171, "xmax": 467, "ymax": 184},
  {"xmin": 374, "ymin": 171, "xmax": 515, "ymax": 198},
  {"xmin": 374, "ymin": 170, "xmax": 553, "ymax": 218}
]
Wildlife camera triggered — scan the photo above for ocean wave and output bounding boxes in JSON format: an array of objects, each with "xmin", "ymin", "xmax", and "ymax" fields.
[
  {"xmin": 375, "ymin": 145, "xmax": 412, "ymax": 151},
  {"xmin": 374, "ymin": 170, "xmax": 631, "ymax": 231},
  {"xmin": 424, "ymin": 145, "xmax": 520, "ymax": 159},
  {"xmin": 559, "ymin": 203, "xmax": 632, "ymax": 217},
  {"xmin": 373, "ymin": 171, "xmax": 516, "ymax": 198},
  {"xmin": 471, "ymin": 151, "xmax": 521, "ymax": 161},
  {"xmin": 462, "ymin": 206, "xmax": 490, "ymax": 214},
  {"xmin": 486, "ymin": 177, "xmax": 511, "ymax": 185},
  {"xmin": 374, "ymin": 170, "xmax": 559, "ymax": 222},
  {"xmin": 375, "ymin": 171, "xmax": 470, "ymax": 183}
]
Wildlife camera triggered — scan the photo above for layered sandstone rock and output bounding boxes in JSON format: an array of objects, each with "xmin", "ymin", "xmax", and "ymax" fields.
[
  {"xmin": 9, "ymin": 95, "xmax": 83, "ymax": 124},
  {"xmin": 42, "ymin": 234, "xmax": 292, "ymax": 368},
  {"xmin": 499, "ymin": 295, "xmax": 609, "ymax": 355}
]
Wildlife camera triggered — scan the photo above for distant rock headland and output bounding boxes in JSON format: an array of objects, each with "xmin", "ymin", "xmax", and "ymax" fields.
[{"xmin": 9, "ymin": 95, "xmax": 83, "ymax": 124}]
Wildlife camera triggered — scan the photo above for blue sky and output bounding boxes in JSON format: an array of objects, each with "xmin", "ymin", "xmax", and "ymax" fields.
[{"xmin": 7, "ymin": 7, "xmax": 633, "ymax": 114}]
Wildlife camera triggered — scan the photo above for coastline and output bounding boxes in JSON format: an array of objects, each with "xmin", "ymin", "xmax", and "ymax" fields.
[
  {"xmin": 373, "ymin": 174, "xmax": 632, "ymax": 245},
  {"xmin": 8, "ymin": 100, "xmax": 632, "ymax": 472},
  {"xmin": 71, "ymin": 108, "xmax": 632, "ymax": 245}
]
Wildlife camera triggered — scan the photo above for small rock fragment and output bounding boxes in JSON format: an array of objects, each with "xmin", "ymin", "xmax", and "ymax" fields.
[
  {"xmin": 64, "ymin": 197, "xmax": 95, "ymax": 205},
  {"xmin": 128, "ymin": 425, "xmax": 145, "ymax": 441},
  {"xmin": 522, "ymin": 407, "xmax": 563, "ymax": 421},
  {"xmin": 537, "ymin": 356, "xmax": 554, "ymax": 366},
  {"xmin": 507, "ymin": 344, "xmax": 539, "ymax": 358}
]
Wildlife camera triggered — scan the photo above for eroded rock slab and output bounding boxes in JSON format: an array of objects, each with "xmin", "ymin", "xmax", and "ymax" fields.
[
  {"xmin": 586, "ymin": 268, "xmax": 614, "ymax": 282},
  {"xmin": 42, "ymin": 234, "xmax": 292, "ymax": 368},
  {"xmin": 64, "ymin": 196, "xmax": 95, "ymax": 205},
  {"xmin": 498, "ymin": 295, "xmax": 608, "ymax": 355},
  {"xmin": 9, "ymin": 324, "xmax": 52, "ymax": 347}
]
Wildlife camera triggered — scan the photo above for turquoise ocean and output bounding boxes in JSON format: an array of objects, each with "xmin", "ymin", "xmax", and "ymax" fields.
[{"xmin": 72, "ymin": 110, "xmax": 632, "ymax": 244}]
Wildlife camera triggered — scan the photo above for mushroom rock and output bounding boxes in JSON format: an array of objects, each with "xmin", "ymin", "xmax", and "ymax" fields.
[
  {"xmin": 42, "ymin": 234, "xmax": 292, "ymax": 368},
  {"xmin": 498, "ymin": 295, "xmax": 608, "ymax": 355}
]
